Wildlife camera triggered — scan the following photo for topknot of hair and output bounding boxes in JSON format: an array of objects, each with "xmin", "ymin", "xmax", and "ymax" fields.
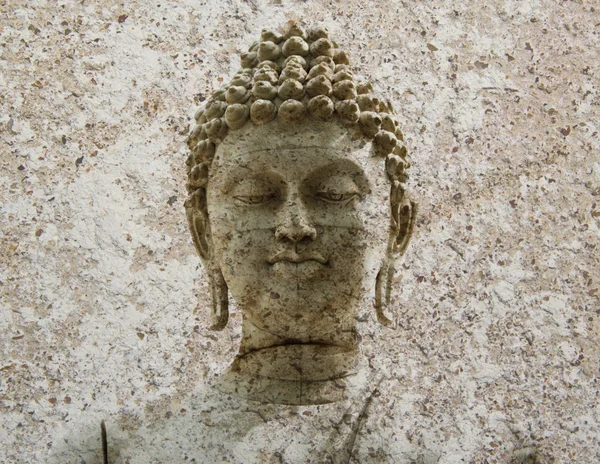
[{"xmin": 186, "ymin": 22, "xmax": 410, "ymax": 194}]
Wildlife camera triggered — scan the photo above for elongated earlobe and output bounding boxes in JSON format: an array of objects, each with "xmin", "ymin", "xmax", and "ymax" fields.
[
  {"xmin": 375, "ymin": 259, "xmax": 395, "ymax": 326},
  {"xmin": 185, "ymin": 187, "xmax": 229, "ymax": 330},
  {"xmin": 374, "ymin": 183, "xmax": 417, "ymax": 327}
]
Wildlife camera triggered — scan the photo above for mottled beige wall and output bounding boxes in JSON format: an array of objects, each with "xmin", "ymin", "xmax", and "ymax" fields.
[{"xmin": 1, "ymin": 0, "xmax": 599, "ymax": 462}]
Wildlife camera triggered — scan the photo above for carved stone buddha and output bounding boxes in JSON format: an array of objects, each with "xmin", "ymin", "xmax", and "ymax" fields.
[{"xmin": 185, "ymin": 23, "xmax": 416, "ymax": 405}]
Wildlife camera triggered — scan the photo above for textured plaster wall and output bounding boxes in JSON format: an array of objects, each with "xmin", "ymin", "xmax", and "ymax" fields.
[{"xmin": 1, "ymin": 0, "xmax": 599, "ymax": 462}]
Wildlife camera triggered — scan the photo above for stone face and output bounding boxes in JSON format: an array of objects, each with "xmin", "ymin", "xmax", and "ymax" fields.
[
  {"xmin": 1, "ymin": 1, "xmax": 599, "ymax": 463},
  {"xmin": 193, "ymin": 120, "xmax": 411, "ymax": 404},
  {"xmin": 184, "ymin": 24, "xmax": 416, "ymax": 405}
]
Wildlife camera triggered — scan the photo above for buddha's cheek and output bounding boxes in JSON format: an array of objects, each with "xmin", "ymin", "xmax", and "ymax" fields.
[{"xmin": 211, "ymin": 227, "xmax": 273, "ymax": 295}]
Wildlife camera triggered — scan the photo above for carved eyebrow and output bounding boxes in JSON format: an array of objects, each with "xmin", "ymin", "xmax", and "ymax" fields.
[
  {"xmin": 304, "ymin": 158, "xmax": 370, "ymax": 192},
  {"xmin": 219, "ymin": 164, "xmax": 284, "ymax": 195},
  {"xmin": 212, "ymin": 147, "xmax": 283, "ymax": 188},
  {"xmin": 213, "ymin": 147, "xmax": 369, "ymax": 193}
]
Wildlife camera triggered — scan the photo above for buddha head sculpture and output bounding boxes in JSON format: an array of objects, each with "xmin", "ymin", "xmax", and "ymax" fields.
[{"xmin": 184, "ymin": 23, "xmax": 416, "ymax": 405}]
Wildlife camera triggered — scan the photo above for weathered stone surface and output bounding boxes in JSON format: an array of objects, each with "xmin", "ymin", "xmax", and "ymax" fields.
[
  {"xmin": 188, "ymin": 118, "xmax": 414, "ymax": 405},
  {"xmin": 182, "ymin": 24, "xmax": 416, "ymax": 407},
  {"xmin": 1, "ymin": 1, "xmax": 599, "ymax": 462}
]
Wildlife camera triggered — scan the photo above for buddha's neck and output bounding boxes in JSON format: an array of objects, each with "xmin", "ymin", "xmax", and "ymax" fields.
[{"xmin": 219, "ymin": 318, "xmax": 361, "ymax": 404}]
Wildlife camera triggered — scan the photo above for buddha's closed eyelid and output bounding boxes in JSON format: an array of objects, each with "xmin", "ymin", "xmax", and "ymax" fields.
[
  {"xmin": 314, "ymin": 191, "xmax": 360, "ymax": 204},
  {"xmin": 233, "ymin": 193, "xmax": 276, "ymax": 205},
  {"xmin": 228, "ymin": 175, "xmax": 283, "ymax": 207}
]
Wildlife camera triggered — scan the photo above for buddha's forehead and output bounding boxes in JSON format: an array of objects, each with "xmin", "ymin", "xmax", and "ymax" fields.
[{"xmin": 212, "ymin": 120, "xmax": 374, "ymax": 179}]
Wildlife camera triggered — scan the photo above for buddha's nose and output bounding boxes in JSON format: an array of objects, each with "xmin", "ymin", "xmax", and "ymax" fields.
[{"xmin": 275, "ymin": 196, "xmax": 317, "ymax": 244}]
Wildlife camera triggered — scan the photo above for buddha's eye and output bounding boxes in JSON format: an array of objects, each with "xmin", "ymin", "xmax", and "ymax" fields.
[
  {"xmin": 233, "ymin": 194, "xmax": 274, "ymax": 205},
  {"xmin": 230, "ymin": 176, "xmax": 279, "ymax": 206},
  {"xmin": 315, "ymin": 191, "xmax": 359, "ymax": 203},
  {"xmin": 310, "ymin": 171, "xmax": 364, "ymax": 205}
]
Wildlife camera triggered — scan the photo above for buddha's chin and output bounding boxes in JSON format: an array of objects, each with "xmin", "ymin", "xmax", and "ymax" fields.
[
  {"xmin": 243, "ymin": 302, "xmax": 360, "ymax": 341},
  {"xmin": 231, "ymin": 269, "xmax": 364, "ymax": 340}
]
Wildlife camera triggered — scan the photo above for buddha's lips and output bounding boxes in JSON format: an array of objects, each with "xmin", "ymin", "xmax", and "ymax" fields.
[{"xmin": 268, "ymin": 250, "xmax": 328, "ymax": 265}]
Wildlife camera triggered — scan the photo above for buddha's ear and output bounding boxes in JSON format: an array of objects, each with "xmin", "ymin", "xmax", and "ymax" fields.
[
  {"xmin": 185, "ymin": 187, "xmax": 212, "ymax": 263},
  {"xmin": 390, "ymin": 183, "xmax": 417, "ymax": 257},
  {"xmin": 185, "ymin": 187, "xmax": 229, "ymax": 331},
  {"xmin": 375, "ymin": 183, "xmax": 417, "ymax": 327}
]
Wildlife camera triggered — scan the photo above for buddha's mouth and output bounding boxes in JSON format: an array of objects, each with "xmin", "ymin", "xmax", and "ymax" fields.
[{"xmin": 267, "ymin": 250, "xmax": 328, "ymax": 265}]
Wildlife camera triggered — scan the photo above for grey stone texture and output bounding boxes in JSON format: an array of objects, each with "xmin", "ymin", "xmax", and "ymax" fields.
[{"xmin": 1, "ymin": 0, "xmax": 599, "ymax": 462}]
